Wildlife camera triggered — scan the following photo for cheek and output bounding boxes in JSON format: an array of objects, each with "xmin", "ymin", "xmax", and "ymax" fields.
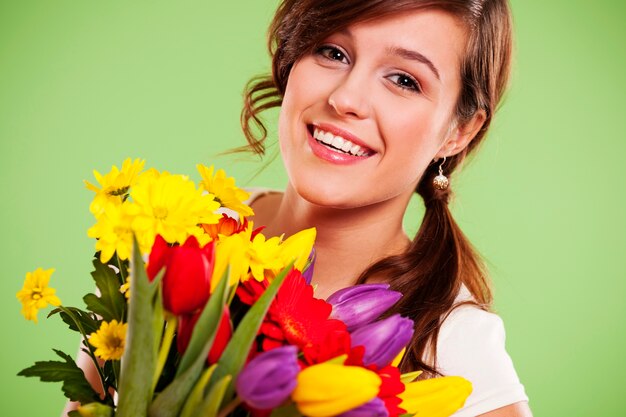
[
  {"xmin": 278, "ymin": 62, "xmax": 317, "ymax": 145},
  {"xmin": 378, "ymin": 106, "xmax": 450, "ymax": 182}
]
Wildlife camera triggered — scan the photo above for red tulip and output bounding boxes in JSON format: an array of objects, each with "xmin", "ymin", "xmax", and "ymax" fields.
[
  {"xmin": 177, "ymin": 307, "xmax": 232, "ymax": 364},
  {"xmin": 147, "ymin": 234, "xmax": 215, "ymax": 315}
]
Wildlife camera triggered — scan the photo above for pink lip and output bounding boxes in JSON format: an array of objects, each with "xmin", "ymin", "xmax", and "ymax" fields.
[
  {"xmin": 312, "ymin": 123, "xmax": 374, "ymax": 151},
  {"xmin": 306, "ymin": 123, "xmax": 375, "ymax": 165}
]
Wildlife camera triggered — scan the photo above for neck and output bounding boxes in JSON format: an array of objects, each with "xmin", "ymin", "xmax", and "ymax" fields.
[{"xmin": 262, "ymin": 183, "xmax": 412, "ymax": 299}]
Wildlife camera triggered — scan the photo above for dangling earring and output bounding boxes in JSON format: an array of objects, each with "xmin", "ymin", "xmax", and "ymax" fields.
[{"xmin": 433, "ymin": 156, "xmax": 449, "ymax": 190}]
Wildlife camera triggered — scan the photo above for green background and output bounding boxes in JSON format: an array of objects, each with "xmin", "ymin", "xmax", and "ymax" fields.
[{"xmin": 2, "ymin": 0, "xmax": 624, "ymax": 416}]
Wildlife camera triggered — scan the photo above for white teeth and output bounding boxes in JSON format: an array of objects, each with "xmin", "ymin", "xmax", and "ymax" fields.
[
  {"xmin": 312, "ymin": 126, "xmax": 370, "ymax": 157},
  {"xmin": 331, "ymin": 136, "xmax": 345, "ymax": 149}
]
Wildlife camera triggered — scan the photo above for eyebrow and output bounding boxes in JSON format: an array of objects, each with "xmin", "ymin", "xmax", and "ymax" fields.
[{"xmin": 386, "ymin": 46, "xmax": 441, "ymax": 81}]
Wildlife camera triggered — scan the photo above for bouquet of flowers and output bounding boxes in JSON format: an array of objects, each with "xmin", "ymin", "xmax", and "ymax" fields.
[{"xmin": 17, "ymin": 159, "xmax": 472, "ymax": 417}]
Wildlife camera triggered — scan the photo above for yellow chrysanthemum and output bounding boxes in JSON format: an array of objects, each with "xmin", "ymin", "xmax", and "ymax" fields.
[
  {"xmin": 248, "ymin": 232, "xmax": 283, "ymax": 282},
  {"xmin": 399, "ymin": 376, "xmax": 472, "ymax": 417},
  {"xmin": 85, "ymin": 158, "xmax": 145, "ymax": 217},
  {"xmin": 210, "ymin": 225, "xmax": 290, "ymax": 288},
  {"xmin": 197, "ymin": 164, "xmax": 254, "ymax": 218},
  {"xmin": 16, "ymin": 268, "xmax": 62, "ymax": 323},
  {"xmin": 127, "ymin": 171, "xmax": 221, "ymax": 252},
  {"xmin": 87, "ymin": 201, "xmax": 135, "ymax": 263},
  {"xmin": 88, "ymin": 320, "xmax": 128, "ymax": 361},
  {"xmin": 292, "ymin": 363, "xmax": 381, "ymax": 417}
]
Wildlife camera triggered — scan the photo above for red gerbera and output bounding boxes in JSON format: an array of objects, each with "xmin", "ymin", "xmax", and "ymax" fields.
[
  {"xmin": 236, "ymin": 269, "xmax": 351, "ymax": 364},
  {"xmin": 374, "ymin": 365, "xmax": 407, "ymax": 417}
]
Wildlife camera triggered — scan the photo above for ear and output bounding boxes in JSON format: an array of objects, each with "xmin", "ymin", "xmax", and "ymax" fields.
[{"xmin": 435, "ymin": 110, "xmax": 487, "ymax": 159}]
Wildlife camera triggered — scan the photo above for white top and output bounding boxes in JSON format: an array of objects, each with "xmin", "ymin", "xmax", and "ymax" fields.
[
  {"xmin": 440, "ymin": 286, "xmax": 528, "ymax": 416},
  {"xmin": 244, "ymin": 188, "xmax": 528, "ymax": 416}
]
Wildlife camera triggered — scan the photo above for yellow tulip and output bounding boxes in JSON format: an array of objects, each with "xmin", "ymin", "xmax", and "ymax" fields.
[
  {"xmin": 278, "ymin": 227, "xmax": 316, "ymax": 272},
  {"xmin": 211, "ymin": 232, "xmax": 251, "ymax": 291},
  {"xmin": 292, "ymin": 363, "xmax": 381, "ymax": 417},
  {"xmin": 399, "ymin": 376, "xmax": 472, "ymax": 417}
]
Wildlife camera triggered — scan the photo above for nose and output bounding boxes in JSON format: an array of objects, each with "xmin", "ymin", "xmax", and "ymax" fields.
[{"xmin": 327, "ymin": 68, "xmax": 371, "ymax": 119}]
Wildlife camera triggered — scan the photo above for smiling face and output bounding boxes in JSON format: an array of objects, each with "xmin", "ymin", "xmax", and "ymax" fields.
[{"xmin": 278, "ymin": 9, "xmax": 471, "ymax": 209}]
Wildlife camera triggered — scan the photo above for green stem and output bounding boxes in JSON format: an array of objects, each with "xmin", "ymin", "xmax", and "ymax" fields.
[
  {"xmin": 59, "ymin": 306, "xmax": 108, "ymax": 396},
  {"xmin": 112, "ymin": 360, "xmax": 121, "ymax": 390},
  {"xmin": 116, "ymin": 253, "xmax": 127, "ymax": 283},
  {"xmin": 152, "ymin": 314, "xmax": 177, "ymax": 393},
  {"xmin": 217, "ymin": 398, "xmax": 242, "ymax": 417}
]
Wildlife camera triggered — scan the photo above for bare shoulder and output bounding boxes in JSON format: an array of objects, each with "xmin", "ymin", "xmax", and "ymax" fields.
[
  {"xmin": 477, "ymin": 401, "xmax": 533, "ymax": 417},
  {"xmin": 247, "ymin": 190, "xmax": 283, "ymax": 228}
]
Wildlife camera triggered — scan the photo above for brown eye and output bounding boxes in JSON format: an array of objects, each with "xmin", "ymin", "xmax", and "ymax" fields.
[
  {"xmin": 316, "ymin": 45, "xmax": 349, "ymax": 64},
  {"xmin": 387, "ymin": 73, "xmax": 422, "ymax": 93}
]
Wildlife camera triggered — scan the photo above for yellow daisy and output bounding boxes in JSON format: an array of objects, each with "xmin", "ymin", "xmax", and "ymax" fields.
[
  {"xmin": 16, "ymin": 268, "xmax": 62, "ymax": 323},
  {"xmin": 127, "ymin": 171, "xmax": 221, "ymax": 252},
  {"xmin": 85, "ymin": 158, "xmax": 145, "ymax": 217},
  {"xmin": 248, "ymin": 232, "xmax": 283, "ymax": 282},
  {"xmin": 87, "ymin": 201, "xmax": 135, "ymax": 263},
  {"xmin": 197, "ymin": 164, "xmax": 254, "ymax": 218},
  {"xmin": 211, "ymin": 225, "xmax": 288, "ymax": 287},
  {"xmin": 88, "ymin": 320, "xmax": 128, "ymax": 361}
]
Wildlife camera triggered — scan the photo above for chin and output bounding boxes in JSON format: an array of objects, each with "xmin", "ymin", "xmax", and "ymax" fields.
[{"xmin": 290, "ymin": 175, "xmax": 366, "ymax": 210}]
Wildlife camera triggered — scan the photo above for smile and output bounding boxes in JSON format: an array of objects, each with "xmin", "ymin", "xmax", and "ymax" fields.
[{"xmin": 312, "ymin": 127, "xmax": 372, "ymax": 157}]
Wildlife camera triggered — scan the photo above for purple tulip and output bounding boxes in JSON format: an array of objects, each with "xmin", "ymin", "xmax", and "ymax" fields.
[
  {"xmin": 350, "ymin": 314, "xmax": 414, "ymax": 368},
  {"xmin": 235, "ymin": 346, "xmax": 299, "ymax": 409},
  {"xmin": 338, "ymin": 397, "xmax": 389, "ymax": 417},
  {"xmin": 301, "ymin": 248, "xmax": 316, "ymax": 285},
  {"xmin": 326, "ymin": 284, "xmax": 402, "ymax": 332}
]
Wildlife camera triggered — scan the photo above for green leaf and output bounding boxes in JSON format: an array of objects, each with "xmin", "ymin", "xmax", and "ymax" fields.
[
  {"xmin": 269, "ymin": 403, "xmax": 302, "ymax": 417},
  {"xmin": 211, "ymin": 262, "xmax": 294, "ymax": 403},
  {"xmin": 177, "ymin": 267, "xmax": 229, "ymax": 377},
  {"xmin": 17, "ymin": 349, "xmax": 101, "ymax": 405},
  {"xmin": 84, "ymin": 259, "xmax": 127, "ymax": 322},
  {"xmin": 49, "ymin": 306, "xmax": 100, "ymax": 335},
  {"xmin": 400, "ymin": 370, "xmax": 423, "ymax": 384},
  {"xmin": 179, "ymin": 365, "xmax": 217, "ymax": 417},
  {"xmin": 148, "ymin": 269, "xmax": 229, "ymax": 417},
  {"xmin": 152, "ymin": 283, "xmax": 165, "ymax": 360},
  {"xmin": 68, "ymin": 411, "xmax": 82, "ymax": 417},
  {"xmin": 116, "ymin": 236, "xmax": 160, "ymax": 417},
  {"xmin": 48, "ymin": 305, "xmax": 110, "ymax": 398},
  {"xmin": 192, "ymin": 375, "xmax": 232, "ymax": 417}
]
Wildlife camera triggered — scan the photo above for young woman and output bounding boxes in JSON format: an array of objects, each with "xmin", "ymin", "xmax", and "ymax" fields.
[
  {"xmin": 240, "ymin": 0, "xmax": 532, "ymax": 416},
  {"xmin": 66, "ymin": 1, "xmax": 532, "ymax": 416}
]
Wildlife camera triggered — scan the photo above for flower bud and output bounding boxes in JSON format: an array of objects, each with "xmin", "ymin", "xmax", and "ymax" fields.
[
  {"xmin": 292, "ymin": 363, "xmax": 381, "ymax": 417},
  {"xmin": 327, "ymin": 284, "xmax": 402, "ymax": 332},
  {"xmin": 236, "ymin": 345, "xmax": 299, "ymax": 410},
  {"xmin": 399, "ymin": 376, "xmax": 472, "ymax": 417},
  {"xmin": 350, "ymin": 314, "xmax": 414, "ymax": 368},
  {"xmin": 148, "ymin": 235, "xmax": 215, "ymax": 315}
]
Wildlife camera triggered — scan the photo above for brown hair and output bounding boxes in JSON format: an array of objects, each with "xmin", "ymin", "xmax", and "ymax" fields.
[{"xmin": 241, "ymin": 0, "xmax": 513, "ymax": 375}]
